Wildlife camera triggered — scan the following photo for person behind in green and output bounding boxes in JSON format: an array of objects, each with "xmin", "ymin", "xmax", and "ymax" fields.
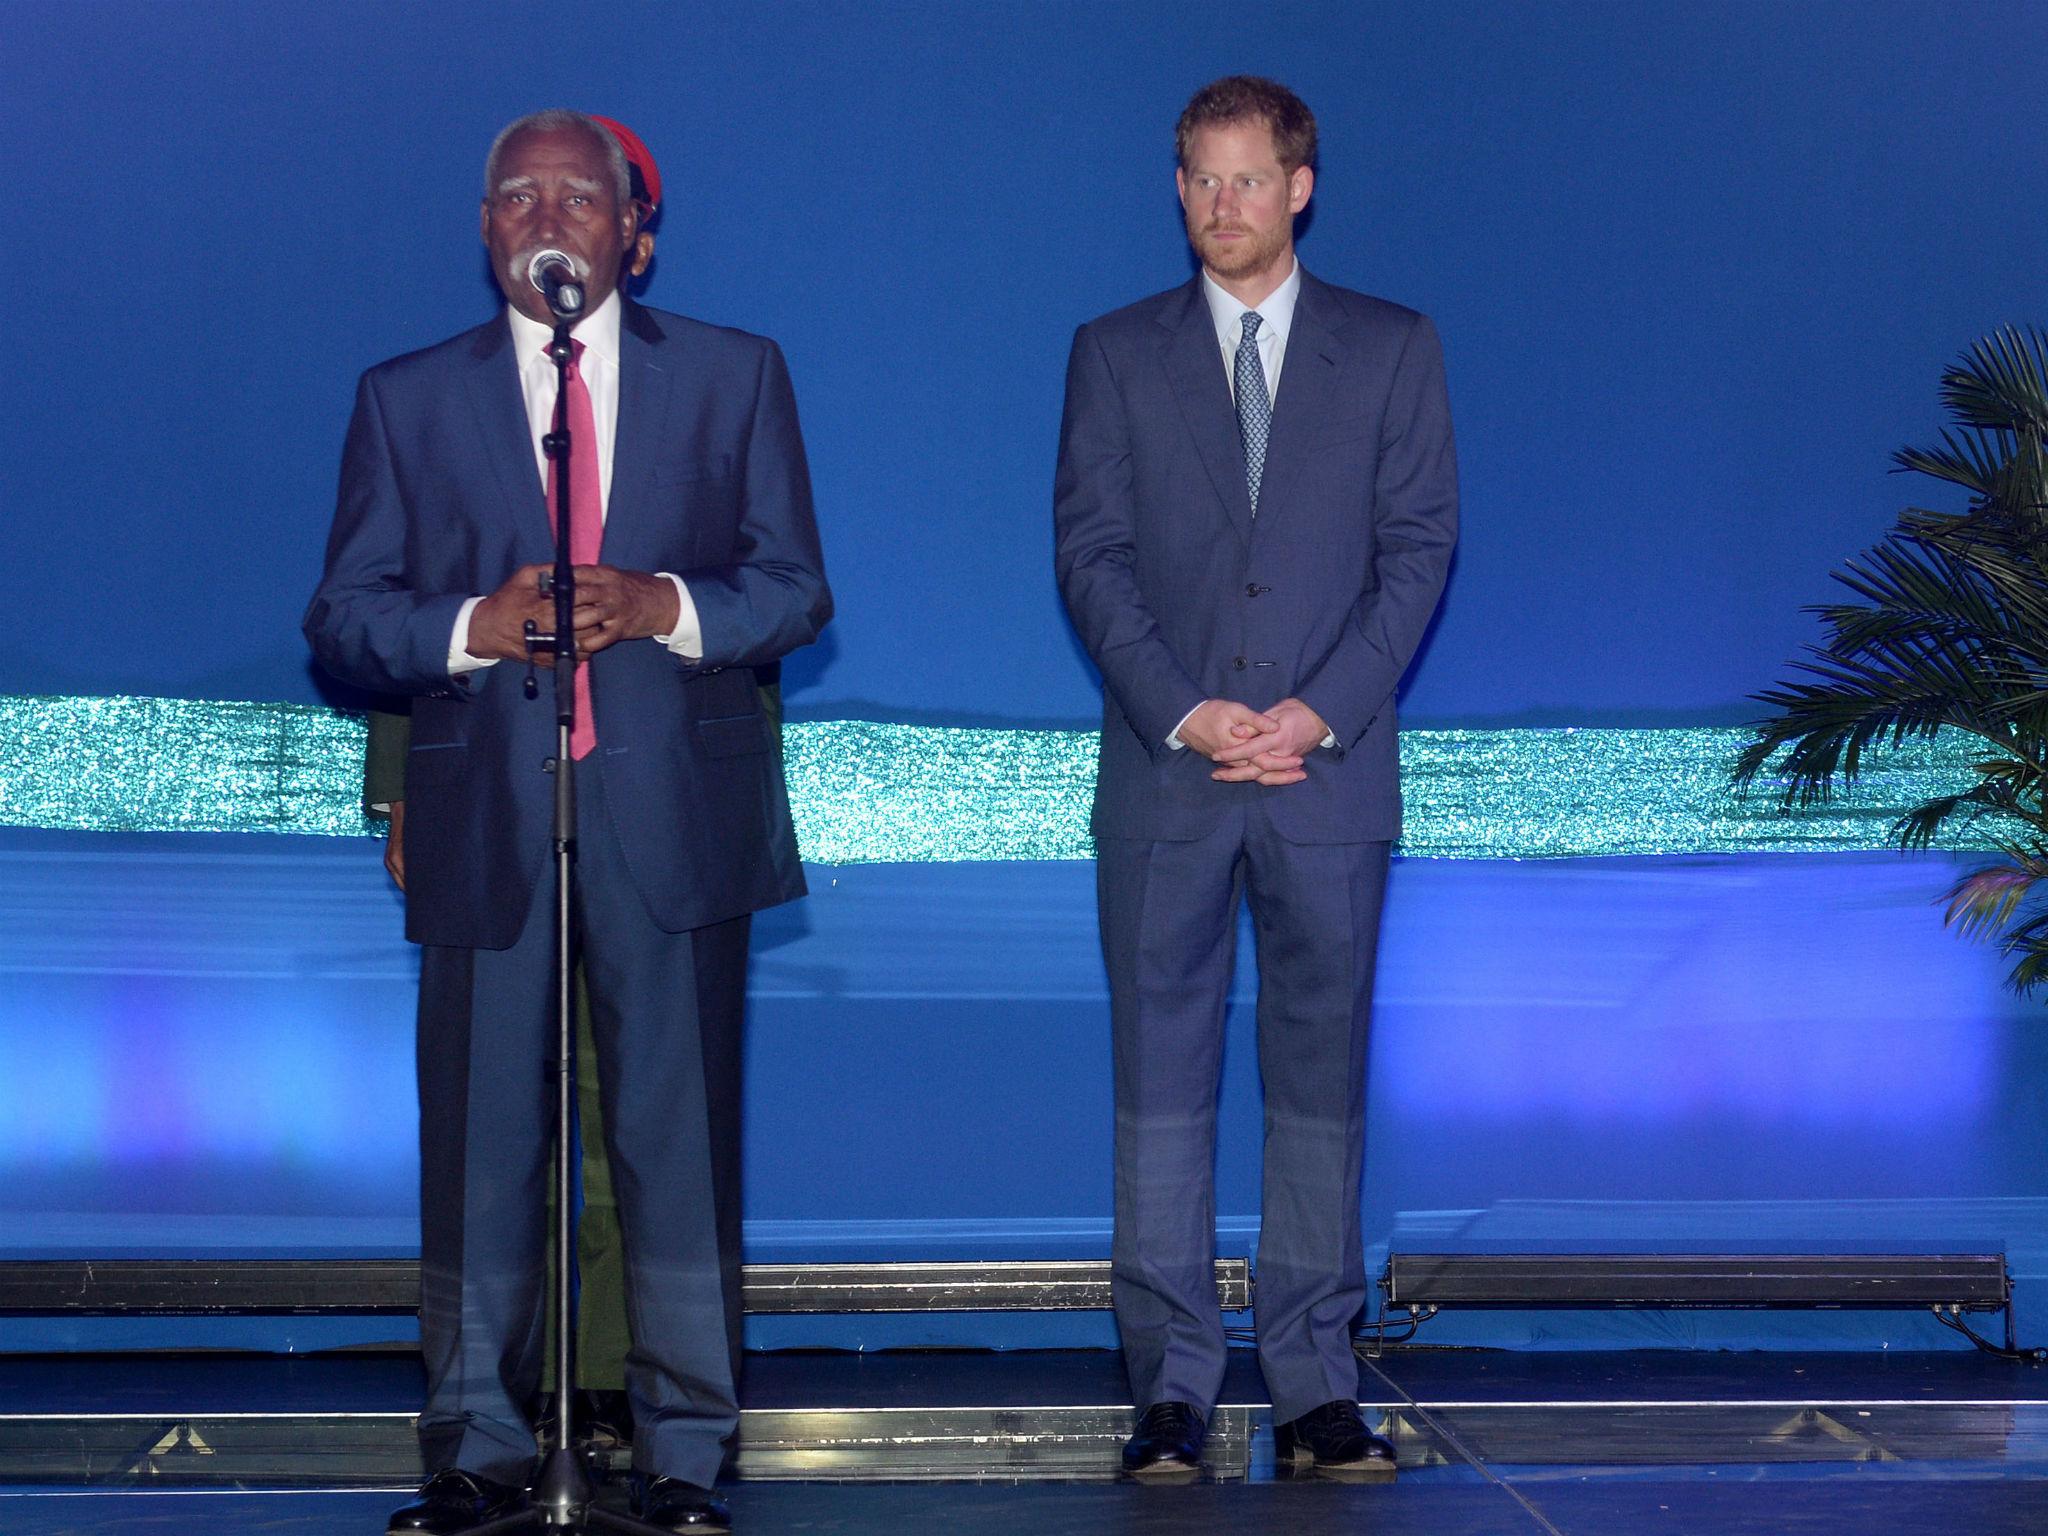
[{"xmin": 361, "ymin": 115, "xmax": 773, "ymax": 1463}]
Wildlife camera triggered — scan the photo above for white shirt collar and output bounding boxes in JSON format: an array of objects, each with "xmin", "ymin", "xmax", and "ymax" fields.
[
  {"xmin": 1201, "ymin": 256, "xmax": 1302, "ymax": 353},
  {"xmin": 506, "ymin": 285, "xmax": 623, "ymax": 370}
]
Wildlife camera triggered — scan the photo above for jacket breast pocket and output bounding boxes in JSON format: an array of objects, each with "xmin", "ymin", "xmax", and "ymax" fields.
[
  {"xmin": 1314, "ymin": 414, "xmax": 1373, "ymax": 453},
  {"xmin": 656, "ymin": 455, "xmax": 736, "ymax": 487},
  {"xmin": 694, "ymin": 712, "xmax": 771, "ymax": 759},
  {"xmin": 657, "ymin": 466, "xmax": 742, "ymax": 566}
]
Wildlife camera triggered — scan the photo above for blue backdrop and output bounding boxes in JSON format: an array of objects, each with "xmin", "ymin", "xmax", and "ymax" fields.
[
  {"xmin": 7, "ymin": 0, "xmax": 2046, "ymax": 722},
  {"xmin": 6, "ymin": 1, "xmax": 2048, "ymax": 1355}
]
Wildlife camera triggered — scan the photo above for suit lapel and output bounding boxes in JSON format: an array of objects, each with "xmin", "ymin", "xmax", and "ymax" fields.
[
  {"xmin": 1160, "ymin": 280, "xmax": 1255, "ymax": 546},
  {"xmin": 464, "ymin": 319, "xmax": 553, "ymax": 557},
  {"xmin": 604, "ymin": 301, "xmax": 672, "ymax": 568},
  {"xmin": 1252, "ymin": 271, "xmax": 1346, "ymax": 528}
]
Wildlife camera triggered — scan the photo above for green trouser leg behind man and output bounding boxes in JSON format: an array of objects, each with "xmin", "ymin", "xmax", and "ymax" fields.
[
  {"xmin": 366, "ymin": 686, "xmax": 774, "ymax": 1422},
  {"xmin": 365, "ymin": 709, "xmax": 630, "ymax": 1406}
]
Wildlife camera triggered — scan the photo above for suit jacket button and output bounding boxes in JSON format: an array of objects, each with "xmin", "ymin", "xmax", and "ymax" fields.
[
  {"xmin": 1233, "ymin": 656, "xmax": 1247, "ymax": 670},
  {"xmin": 1245, "ymin": 583, "xmax": 1260, "ymax": 598}
]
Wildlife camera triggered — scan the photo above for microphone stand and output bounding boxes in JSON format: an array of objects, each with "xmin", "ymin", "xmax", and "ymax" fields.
[{"xmin": 475, "ymin": 290, "xmax": 671, "ymax": 1536}]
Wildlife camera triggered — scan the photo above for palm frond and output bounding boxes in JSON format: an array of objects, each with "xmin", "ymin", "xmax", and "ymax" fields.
[
  {"xmin": 1943, "ymin": 863, "xmax": 2041, "ymax": 938},
  {"xmin": 1893, "ymin": 428, "xmax": 2009, "ymax": 497},
  {"xmin": 1983, "ymin": 892, "xmax": 2048, "ymax": 995},
  {"xmin": 2008, "ymin": 948, "xmax": 2048, "ymax": 994},
  {"xmin": 1896, "ymin": 776, "xmax": 2044, "ymax": 849},
  {"xmin": 1940, "ymin": 327, "xmax": 2048, "ymax": 434},
  {"xmin": 1815, "ymin": 537, "xmax": 2048, "ymax": 664},
  {"xmin": 1737, "ymin": 326, "xmax": 2048, "ymax": 992}
]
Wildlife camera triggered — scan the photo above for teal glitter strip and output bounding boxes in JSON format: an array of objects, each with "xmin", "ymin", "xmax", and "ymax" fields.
[
  {"xmin": 0, "ymin": 695, "xmax": 380, "ymax": 837},
  {"xmin": 0, "ymin": 695, "xmax": 1996, "ymax": 863}
]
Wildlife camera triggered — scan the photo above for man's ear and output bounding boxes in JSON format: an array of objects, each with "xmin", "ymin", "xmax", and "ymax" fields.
[
  {"xmin": 630, "ymin": 233, "xmax": 655, "ymax": 279},
  {"xmin": 1288, "ymin": 164, "xmax": 1314, "ymax": 216}
]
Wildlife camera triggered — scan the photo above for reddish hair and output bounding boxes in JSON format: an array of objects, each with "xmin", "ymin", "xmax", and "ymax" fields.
[{"xmin": 1176, "ymin": 76, "xmax": 1317, "ymax": 174}]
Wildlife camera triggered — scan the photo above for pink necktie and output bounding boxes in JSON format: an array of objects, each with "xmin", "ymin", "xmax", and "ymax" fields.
[{"xmin": 543, "ymin": 341, "xmax": 602, "ymax": 760}]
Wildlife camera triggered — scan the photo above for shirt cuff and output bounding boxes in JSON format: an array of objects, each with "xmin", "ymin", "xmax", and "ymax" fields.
[
  {"xmin": 448, "ymin": 596, "xmax": 498, "ymax": 675},
  {"xmin": 654, "ymin": 573, "xmax": 703, "ymax": 659}
]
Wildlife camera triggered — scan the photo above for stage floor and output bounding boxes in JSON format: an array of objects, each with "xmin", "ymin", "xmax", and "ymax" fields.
[{"xmin": 5, "ymin": 1348, "xmax": 2048, "ymax": 1533}]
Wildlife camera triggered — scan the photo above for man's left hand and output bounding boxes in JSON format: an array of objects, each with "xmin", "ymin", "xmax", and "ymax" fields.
[
  {"xmin": 384, "ymin": 801, "xmax": 407, "ymax": 892},
  {"xmin": 1209, "ymin": 697, "xmax": 1330, "ymax": 786},
  {"xmin": 570, "ymin": 566, "xmax": 681, "ymax": 656}
]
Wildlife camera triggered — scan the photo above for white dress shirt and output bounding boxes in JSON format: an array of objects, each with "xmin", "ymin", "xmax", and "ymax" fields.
[
  {"xmin": 1169, "ymin": 260, "xmax": 1331, "ymax": 752},
  {"xmin": 1201, "ymin": 256, "xmax": 1301, "ymax": 404},
  {"xmin": 448, "ymin": 289, "xmax": 702, "ymax": 674}
]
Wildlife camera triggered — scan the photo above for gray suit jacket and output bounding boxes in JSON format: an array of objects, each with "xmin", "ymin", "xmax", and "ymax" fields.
[{"xmin": 1054, "ymin": 270, "xmax": 1457, "ymax": 843}]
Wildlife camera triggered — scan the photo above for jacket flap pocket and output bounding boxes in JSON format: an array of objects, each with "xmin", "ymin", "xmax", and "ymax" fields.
[
  {"xmin": 694, "ymin": 713, "xmax": 770, "ymax": 759},
  {"xmin": 405, "ymin": 741, "xmax": 468, "ymax": 786}
]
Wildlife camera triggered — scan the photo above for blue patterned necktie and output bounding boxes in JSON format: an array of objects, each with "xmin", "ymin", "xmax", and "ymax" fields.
[{"xmin": 1234, "ymin": 310, "xmax": 1271, "ymax": 513}]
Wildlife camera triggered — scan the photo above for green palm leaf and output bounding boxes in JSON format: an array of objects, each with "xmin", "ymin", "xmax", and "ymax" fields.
[
  {"xmin": 1893, "ymin": 429, "xmax": 2007, "ymax": 496},
  {"xmin": 1941, "ymin": 327, "xmax": 2048, "ymax": 432},
  {"xmin": 1737, "ymin": 326, "xmax": 2048, "ymax": 993}
]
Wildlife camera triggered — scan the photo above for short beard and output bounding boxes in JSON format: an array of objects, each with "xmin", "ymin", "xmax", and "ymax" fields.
[{"xmin": 1189, "ymin": 217, "xmax": 1291, "ymax": 283}]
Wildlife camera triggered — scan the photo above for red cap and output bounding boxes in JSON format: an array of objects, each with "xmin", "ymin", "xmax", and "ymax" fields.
[{"xmin": 590, "ymin": 114, "xmax": 661, "ymax": 216}]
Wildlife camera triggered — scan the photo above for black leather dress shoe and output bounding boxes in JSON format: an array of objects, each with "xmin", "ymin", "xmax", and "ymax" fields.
[
  {"xmin": 635, "ymin": 1475, "xmax": 732, "ymax": 1532},
  {"xmin": 387, "ymin": 1467, "xmax": 527, "ymax": 1534},
  {"xmin": 1121, "ymin": 1400, "xmax": 1206, "ymax": 1478},
  {"xmin": 1273, "ymin": 1399, "xmax": 1396, "ymax": 1480}
]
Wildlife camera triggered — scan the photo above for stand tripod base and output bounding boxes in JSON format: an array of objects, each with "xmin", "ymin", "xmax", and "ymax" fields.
[{"xmin": 461, "ymin": 1448, "xmax": 714, "ymax": 1536}]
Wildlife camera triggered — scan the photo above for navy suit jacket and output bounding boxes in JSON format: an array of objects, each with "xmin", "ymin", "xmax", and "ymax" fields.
[
  {"xmin": 1054, "ymin": 270, "xmax": 1457, "ymax": 844},
  {"xmin": 305, "ymin": 300, "xmax": 830, "ymax": 948}
]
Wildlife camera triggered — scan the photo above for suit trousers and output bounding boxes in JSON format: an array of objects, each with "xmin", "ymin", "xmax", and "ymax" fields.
[
  {"xmin": 1097, "ymin": 797, "xmax": 1390, "ymax": 1424},
  {"xmin": 543, "ymin": 918, "xmax": 747, "ymax": 1400},
  {"xmin": 415, "ymin": 758, "xmax": 737, "ymax": 1489}
]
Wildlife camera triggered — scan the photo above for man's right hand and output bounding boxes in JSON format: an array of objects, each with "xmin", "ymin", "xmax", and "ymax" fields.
[
  {"xmin": 464, "ymin": 563, "xmax": 561, "ymax": 663},
  {"xmin": 1208, "ymin": 695, "xmax": 1325, "ymax": 787},
  {"xmin": 1178, "ymin": 699, "xmax": 1280, "ymax": 760}
]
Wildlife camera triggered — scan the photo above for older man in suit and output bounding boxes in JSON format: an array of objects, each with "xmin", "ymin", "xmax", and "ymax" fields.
[
  {"xmin": 359, "ymin": 119, "xmax": 762, "ymax": 1462},
  {"xmin": 306, "ymin": 109, "xmax": 829, "ymax": 1535},
  {"xmin": 1054, "ymin": 76, "xmax": 1456, "ymax": 1481}
]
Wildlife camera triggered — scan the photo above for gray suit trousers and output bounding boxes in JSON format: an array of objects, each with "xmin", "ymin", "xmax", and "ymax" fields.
[{"xmin": 1098, "ymin": 796, "xmax": 1389, "ymax": 1422}]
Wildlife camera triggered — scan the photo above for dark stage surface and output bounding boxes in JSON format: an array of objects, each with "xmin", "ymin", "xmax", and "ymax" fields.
[{"xmin": 5, "ymin": 1348, "xmax": 2048, "ymax": 1534}]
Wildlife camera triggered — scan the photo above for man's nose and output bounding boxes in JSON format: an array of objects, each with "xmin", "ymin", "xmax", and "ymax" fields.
[
  {"xmin": 1214, "ymin": 184, "xmax": 1240, "ymax": 215},
  {"xmin": 533, "ymin": 195, "xmax": 573, "ymax": 237}
]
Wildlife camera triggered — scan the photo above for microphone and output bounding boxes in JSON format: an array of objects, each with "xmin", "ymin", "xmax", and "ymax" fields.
[{"xmin": 526, "ymin": 249, "xmax": 586, "ymax": 319}]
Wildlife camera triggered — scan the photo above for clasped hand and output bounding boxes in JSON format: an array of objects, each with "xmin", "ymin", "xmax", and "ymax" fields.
[
  {"xmin": 465, "ymin": 563, "xmax": 681, "ymax": 664},
  {"xmin": 1180, "ymin": 697, "xmax": 1331, "ymax": 787}
]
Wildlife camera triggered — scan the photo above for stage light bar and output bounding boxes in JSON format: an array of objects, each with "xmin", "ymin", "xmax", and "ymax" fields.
[
  {"xmin": 0, "ymin": 1258, "xmax": 1251, "ymax": 1316},
  {"xmin": 1381, "ymin": 1252, "xmax": 2010, "ymax": 1312}
]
